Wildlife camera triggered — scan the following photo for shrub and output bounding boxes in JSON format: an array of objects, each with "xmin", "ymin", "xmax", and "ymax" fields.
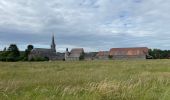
[{"xmin": 30, "ymin": 57, "xmax": 49, "ymax": 62}]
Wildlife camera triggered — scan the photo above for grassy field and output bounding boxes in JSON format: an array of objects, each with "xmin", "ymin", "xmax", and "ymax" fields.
[{"xmin": 0, "ymin": 60, "xmax": 170, "ymax": 100}]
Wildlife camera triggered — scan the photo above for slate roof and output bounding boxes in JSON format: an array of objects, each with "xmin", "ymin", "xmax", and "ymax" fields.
[
  {"xmin": 109, "ymin": 47, "xmax": 148, "ymax": 56},
  {"xmin": 30, "ymin": 48, "xmax": 57, "ymax": 56},
  {"xmin": 31, "ymin": 48, "xmax": 53, "ymax": 53}
]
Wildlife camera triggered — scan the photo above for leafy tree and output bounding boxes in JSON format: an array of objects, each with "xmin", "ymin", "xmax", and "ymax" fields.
[
  {"xmin": 3, "ymin": 47, "xmax": 7, "ymax": 51},
  {"xmin": 108, "ymin": 55, "xmax": 113, "ymax": 59},
  {"xmin": 0, "ymin": 51, "xmax": 8, "ymax": 61},
  {"xmin": 7, "ymin": 44, "xmax": 20, "ymax": 56},
  {"xmin": 79, "ymin": 52, "xmax": 85, "ymax": 60},
  {"xmin": 6, "ymin": 44, "xmax": 20, "ymax": 61},
  {"xmin": 27, "ymin": 45, "xmax": 34, "ymax": 51},
  {"xmin": 149, "ymin": 49, "xmax": 170, "ymax": 59},
  {"xmin": 24, "ymin": 45, "xmax": 34, "ymax": 61}
]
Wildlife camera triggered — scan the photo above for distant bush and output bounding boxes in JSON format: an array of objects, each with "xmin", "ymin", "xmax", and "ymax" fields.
[
  {"xmin": 0, "ymin": 44, "xmax": 20, "ymax": 62},
  {"xmin": 0, "ymin": 44, "xmax": 35, "ymax": 62},
  {"xmin": 79, "ymin": 53, "xmax": 85, "ymax": 60},
  {"xmin": 24, "ymin": 45, "xmax": 34, "ymax": 61},
  {"xmin": 29, "ymin": 57, "xmax": 49, "ymax": 62},
  {"xmin": 108, "ymin": 55, "xmax": 113, "ymax": 59},
  {"xmin": 0, "ymin": 57, "xmax": 6, "ymax": 61},
  {"xmin": 149, "ymin": 49, "xmax": 170, "ymax": 59}
]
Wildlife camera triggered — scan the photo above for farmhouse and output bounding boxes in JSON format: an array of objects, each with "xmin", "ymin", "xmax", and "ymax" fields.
[
  {"xmin": 65, "ymin": 48, "xmax": 84, "ymax": 61},
  {"xmin": 109, "ymin": 47, "xmax": 149, "ymax": 59}
]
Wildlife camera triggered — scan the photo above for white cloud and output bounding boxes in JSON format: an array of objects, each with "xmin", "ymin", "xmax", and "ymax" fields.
[{"xmin": 0, "ymin": 0, "xmax": 170, "ymax": 51}]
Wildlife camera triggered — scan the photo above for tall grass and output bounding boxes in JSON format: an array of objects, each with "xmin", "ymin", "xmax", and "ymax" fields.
[{"xmin": 0, "ymin": 60, "xmax": 170, "ymax": 100}]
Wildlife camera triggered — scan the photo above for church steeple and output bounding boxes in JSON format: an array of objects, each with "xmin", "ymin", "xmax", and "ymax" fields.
[{"xmin": 51, "ymin": 34, "xmax": 56, "ymax": 52}]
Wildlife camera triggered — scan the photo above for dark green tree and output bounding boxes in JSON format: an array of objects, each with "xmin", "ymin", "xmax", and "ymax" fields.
[
  {"xmin": 3, "ymin": 47, "xmax": 7, "ymax": 51},
  {"xmin": 23, "ymin": 45, "xmax": 34, "ymax": 61},
  {"xmin": 79, "ymin": 52, "xmax": 85, "ymax": 60},
  {"xmin": 0, "ymin": 51, "xmax": 8, "ymax": 61},
  {"xmin": 6, "ymin": 44, "xmax": 20, "ymax": 61},
  {"xmin": 148, "ymin": 49, "xmax": 170, "ymax": 59},
  {"xmin": 27, "ymin": 45, "xmax": 34, "ymax": 51}
]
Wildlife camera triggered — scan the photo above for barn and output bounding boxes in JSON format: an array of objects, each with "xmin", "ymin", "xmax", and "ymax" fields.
[{"xmin": 109, "ymin": 47, "xmax": 149, "ymax": 60}]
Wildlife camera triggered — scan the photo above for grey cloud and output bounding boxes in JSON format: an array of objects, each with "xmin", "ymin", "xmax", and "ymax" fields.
[{"xmin": 0, "ymin": 0, "xmax": 170, "ymax": 51}]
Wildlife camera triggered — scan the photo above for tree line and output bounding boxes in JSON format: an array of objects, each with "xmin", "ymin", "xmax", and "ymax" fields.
[
  {"xmin": 148, "ymin": 49, "xmax": 170, "ymax": 59},
  {"xmin": 0, "ymin": 44, "xmax": 170, "ymax": 62},
  {"xmin": 0, "ymin": 44, "xmax": 33, "ymax": 61}
]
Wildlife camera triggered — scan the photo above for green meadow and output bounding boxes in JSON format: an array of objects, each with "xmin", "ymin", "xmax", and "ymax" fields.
[{"xmin": 0, "ymin": 60, "xmax": 170, "ymax": 100}]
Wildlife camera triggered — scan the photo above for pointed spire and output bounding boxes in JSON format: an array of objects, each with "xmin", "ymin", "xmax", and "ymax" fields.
[
  {"xmin": 52, "ymin": 34, "xmax": 55, "ymax": 44},
  {"xmin": 66, "ymin": 48, "xmax": 68, "ymax": 52},
  {"xmin": 51, "ymin": 33, "xmax": 56, "ymax": 52}
]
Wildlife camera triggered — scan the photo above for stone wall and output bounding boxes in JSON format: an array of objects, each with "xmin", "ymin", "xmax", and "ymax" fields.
[
  {"xmin": 66, "ymin": 57, "xmax": 79, "ymax": 61},
  {"xmin": 112, "ymin": 55, "xmax": 146, "ymax": 60}
]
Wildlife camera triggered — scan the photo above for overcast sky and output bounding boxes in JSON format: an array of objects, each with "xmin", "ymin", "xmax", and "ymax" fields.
[{"xmin": 0, "ymin": 0, "xmax": 170, "ymax": 52}]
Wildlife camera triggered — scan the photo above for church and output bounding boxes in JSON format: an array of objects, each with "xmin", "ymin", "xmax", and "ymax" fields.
[
  {"xmin": 28, "ymin": 35, "xmax": 84, "ymax": 61},
  {"xmin": 28, "ymin": 35, "xmax": 65, "ymax": 61}
]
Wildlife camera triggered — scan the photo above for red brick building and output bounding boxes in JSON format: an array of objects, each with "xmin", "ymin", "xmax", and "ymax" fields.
[{"xmin": 109, "ymin": 47, "xmax": 149, "ymax": 59}]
